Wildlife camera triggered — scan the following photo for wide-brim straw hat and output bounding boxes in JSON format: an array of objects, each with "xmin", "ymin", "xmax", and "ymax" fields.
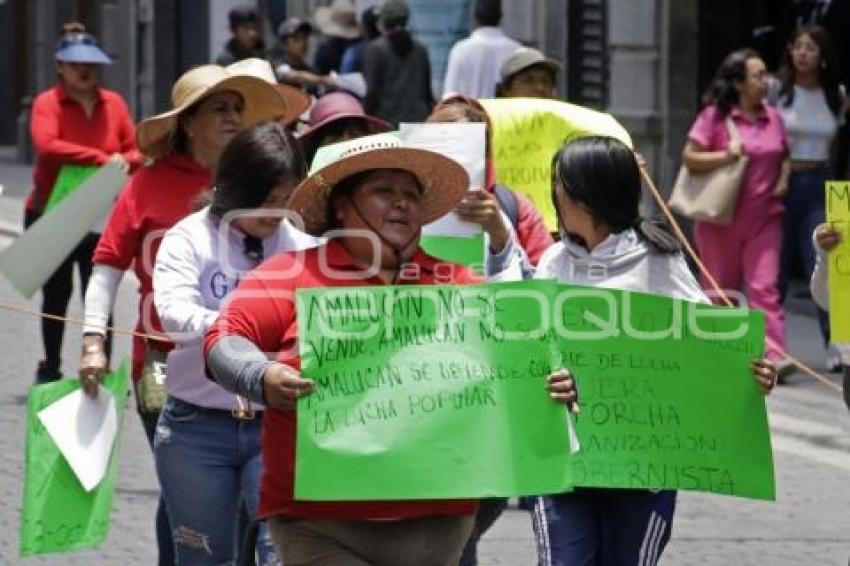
[
  {"xmin": 314, "ymin": 0, "xmax": 360, "ymax": 39},
  {"xmin": 287, "ymin": 133, "xmax": 470, "ymax": 236},
  {"xmin": 137, "ymin": 60, "xmax": 290, "ymax": 156}
]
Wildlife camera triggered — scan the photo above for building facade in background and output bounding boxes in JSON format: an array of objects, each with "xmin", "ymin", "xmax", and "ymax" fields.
[{"xmin": 2, "ymin": 0, "xmax": 848, "ymax": 189}]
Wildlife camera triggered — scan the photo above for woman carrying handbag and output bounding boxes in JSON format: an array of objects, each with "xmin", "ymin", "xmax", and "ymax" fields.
[{"xmin": 680, "ymin": 48, "xmax": 793, "ymax": 377}]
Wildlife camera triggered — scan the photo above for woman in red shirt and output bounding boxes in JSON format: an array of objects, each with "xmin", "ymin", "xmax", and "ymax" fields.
[
  {"xmin": 204, "ymin": 136, "xmax": 481, "ymax": 564},
  {"xmin": 27, "ymin": 23, "xmax": 141, "ymax": 382},
  {"xmin": 77, "ymin": 60, "xmax": 293, "ymax": 566}
]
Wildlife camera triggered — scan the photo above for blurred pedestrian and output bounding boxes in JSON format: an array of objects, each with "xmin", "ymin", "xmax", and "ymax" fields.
[
  {"xmin": 497, "ymin": 46, "xmax": 561, "ymax": 99},
  {"xmin": 810, "ymin": 223, "xmax": 850, "ymax": 407},
  {"xmin": 364, "ymin": 0, "xmax": 434, "ymax": 126},
  {"xmin": 774, "ymin": 25, "xmax": 848, "ymax": 372},
  {"xmin": 204, "ymin": 135, "xmax": 479, "ymax": 565},
  {"xmin": 215, "ymin": 4, "xmax": 265, "ymax": 66},
  {"xmin": 313, "ymin": 0, "xmax": 361, "ymax": 75},
  {"xmin": 271, "ymin": 17, "xmax": 333, "ymax": 95},
  {"xmin": 340, "ymin": 5, "xmax": 381, "ymax": 74},
  {"xmin": 153, "ymin": 121, "xmax": 318, "ymax": 565},
  {"xmin": 78, "ymin": 60, "xmax": 291, "ymax": 566},
  {"xmin": 443, "ymin": 0, "xmax": 521, "ymax": 98},
  {"xmin": 297, "ymin": 91, "xmax": 391, "ymax": 165},
  {"xmin": 27, "ymin": 22, "xmax": 141, "ymax": 383},
  {"xmin": 682, "ymin": 48, "xmax": 792, "ymax": 376}
]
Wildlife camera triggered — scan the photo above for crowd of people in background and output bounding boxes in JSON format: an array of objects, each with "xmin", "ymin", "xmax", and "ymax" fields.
[{"xmin": 21, "ymin": 0, "xmax": 849, "ymax": 564}]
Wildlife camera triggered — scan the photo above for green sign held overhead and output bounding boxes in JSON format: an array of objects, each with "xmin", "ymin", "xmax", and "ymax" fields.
[
  {"xmin": 293, "ymin": 281, "xmax": 775, "ymax": 502},
  {"xmin": 20, "ymin": 363, "xmax": 129, "ymax": 556}
]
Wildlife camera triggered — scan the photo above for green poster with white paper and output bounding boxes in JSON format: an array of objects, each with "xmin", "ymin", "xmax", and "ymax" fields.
[
  {"xmin": 294, "ymin": 280, "xmax": 573, "ymax": 500},
  {"xmin": 20, "ymin": 363, "xmax": 129, "ymax": 556}
]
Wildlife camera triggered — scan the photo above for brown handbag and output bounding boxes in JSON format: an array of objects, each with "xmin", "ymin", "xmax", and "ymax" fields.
[{"xmin": 668, "ymin": 116, "xmax": 749, "ymax": 225}]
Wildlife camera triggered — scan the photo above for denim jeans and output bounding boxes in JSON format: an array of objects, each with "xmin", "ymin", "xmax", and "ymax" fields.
[
  {"xmin": 153, "ymin": 396, "xmax": 279, "ymax": 565},
  {"xmin": 138, "ymin": 408, "xmax": 175, "ymax": 566},
  {"xmin": 779, "ymin": 166, "xmax": 830, "ymax": 344}
]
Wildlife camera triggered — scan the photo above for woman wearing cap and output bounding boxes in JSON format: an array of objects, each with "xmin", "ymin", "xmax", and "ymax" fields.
[
  {"xmin": 152, "ymin": 121, "xmax": 318, "ymax": 565},
  {"xmin": 27, "ymin": 23, "xmax": 141, "ymax": 383},
  {"xmin": 203, "ymin": 136, "xmax": 500, "ymax": 564},
  {"xmin": 364, "ymin": 0, "xmax": 434, "ymax": 126},
  {"xmin": 298, "ymin": 91, "xmax": 391, "ymax": 164},
  {"xmin": 78, "ymin": 60, "xmax": 291, "ymax": 565}
]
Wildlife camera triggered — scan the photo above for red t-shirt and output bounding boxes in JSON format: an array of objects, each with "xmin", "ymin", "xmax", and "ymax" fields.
[
  {"xmin": 95, "ymin": 152, "xmax": 212, "ymax": 379},
  {"xmin": 204, "ymin": 240, "xmax": 480, "ymax": 520},
  {"xmin": 28, "ymin": 83, "xmax": 142, "ymax": 213}
]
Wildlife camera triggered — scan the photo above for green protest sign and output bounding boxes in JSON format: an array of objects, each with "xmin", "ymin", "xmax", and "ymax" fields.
[
  {"xmin": 45, "ymin": 164, "xmax": 99, "ymax": 214},
  {"xmin": 554, "ymin": 285, "xmax": 775, "ymax": 500},
  {"xmin": 20, "ymin": 363, "xmax": 129, "ymax": 556},
  {"xmin": 293, "ymin": 281, "xmax": 775, "ymax": 502},
  {"xmin": 295, "ymin": 280, "xmax": 573, "ymax": 500}
]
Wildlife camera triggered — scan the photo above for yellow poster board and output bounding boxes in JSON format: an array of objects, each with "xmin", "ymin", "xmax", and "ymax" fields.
[
  {"xmin": 827, "ymin": 181, "xmax": 850, "ymax": 342},
  {"xmin": 481, "ymin": 98, "xmax": 632, "ymax": 231}
]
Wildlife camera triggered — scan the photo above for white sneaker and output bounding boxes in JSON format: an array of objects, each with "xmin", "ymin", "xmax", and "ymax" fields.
[
  {"xmin": 775, "ymin": 358, "xmax": 795, "ymax": 384},
  {"xmin": 826, "ymin": 344, "xmax": 842, "ymax": 373}
]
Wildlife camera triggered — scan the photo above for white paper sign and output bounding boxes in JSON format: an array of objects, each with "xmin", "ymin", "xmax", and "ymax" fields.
[
  {"xmin": 37, "ymin": 385, "xmax": 118, "ymax": 492},
  {"xmin": 0, "ymin": 163, "xmax": 127, "ymax": 298},
  {"xmin": 400, "ymin": 123, "xmax": 486, "ymax": 237}
]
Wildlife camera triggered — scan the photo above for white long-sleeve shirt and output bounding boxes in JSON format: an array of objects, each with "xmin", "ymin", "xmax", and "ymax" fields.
[
  {"xmin": 809, "ymin": 230, "xmax": 850, "ymax": 364},
  {"xmin": 153, "ymin": 207, "xmax": 321, "ymax": 410},
  {"xmin": 442, "ymin": 27, "xmax": 521, "ymax": 98}
]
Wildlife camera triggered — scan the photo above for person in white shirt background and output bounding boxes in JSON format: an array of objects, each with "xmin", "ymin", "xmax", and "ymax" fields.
[
  {"xmin": 151, "ymin": 121, "xmax": 319, "ymax": 564},
  {"xmin": 773, "ymin": 25, "xmax": 849, "ymax": 372},
  {"xmin": 442, "ymin": 0, "xmax": 521, "ymax": 99}
]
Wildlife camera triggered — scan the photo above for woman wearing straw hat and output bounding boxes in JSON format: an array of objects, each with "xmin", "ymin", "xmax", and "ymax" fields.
[
  {"xmin": 152, "ymin": 121, "xmax": 319, "ymax": 565},
  {"xmin": 27, "ymin": 22, "xmax": 141, "ymax": 384},
  {"xmin": 78, "ymin": 59, "xmax": 293, "ymax": 566},
  {"xmin": 203, "ymin": 135, "xmax": 483, "ymax": 564}
]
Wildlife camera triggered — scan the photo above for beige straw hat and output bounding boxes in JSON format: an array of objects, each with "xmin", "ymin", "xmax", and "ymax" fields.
[
  {"xmin": 314, "ymin": 0, "xmax": 360, "ymax": 39},
  {"xmin": 287, "ymin": 133, "xmax": 470, "ymax": 236},
  {"xmin": 137, "ymin": 60, "xmax": 289, "ymax": 156}
]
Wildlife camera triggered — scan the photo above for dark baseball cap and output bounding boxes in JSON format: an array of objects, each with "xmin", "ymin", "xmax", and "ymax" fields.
[{"xmin": 277, "ymin": 17, "xmax": 313, "ymax": 39}]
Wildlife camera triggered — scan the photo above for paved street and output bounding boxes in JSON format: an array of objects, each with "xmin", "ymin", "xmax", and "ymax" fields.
[{"xmin": 0, "ymin": 152, "xmax": 848, "ymax": 565}]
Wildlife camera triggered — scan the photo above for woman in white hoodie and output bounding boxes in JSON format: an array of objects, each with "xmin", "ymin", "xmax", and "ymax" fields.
[
  {"xmin": 491, "ymin": 136, "xmax": 777, "ymax": 566},
  {"xmin": 809, "ymin": 223, "xmax": 849, "ymax": 408}
]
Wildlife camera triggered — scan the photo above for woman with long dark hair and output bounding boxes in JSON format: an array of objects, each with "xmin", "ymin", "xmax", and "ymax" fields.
[
  {"xmin": 774, "ymin": 25, "xmax": 848, "ymax": 372},
  {"xmin": 152, "ymin": 121, "xmax": 317, "ymax": 564},
  {"xmin": 363, "ymin": 0, "xmax": 434, "ymax": 125},
  {"xmin": 491, "ymin": 136, "xmax": 778, "ymax": 565},
  {"xmin": 682, "ymin": 48, "xmax": 792, "ymax": 377}
]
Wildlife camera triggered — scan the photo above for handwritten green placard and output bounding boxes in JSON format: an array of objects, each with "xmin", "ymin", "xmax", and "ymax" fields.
[
  {"xmin": 295, "ymin": 280, "xmax": 573, "ymax": 500},
  {"xmin": 556, "ymin": 286, "xmax": 774, "ymax": 500},
  {"xmin": 826, "ymin": 182, "xmax": 850, "ymax": 342},
  {"xmin": 294, "ymin": 280, "xmax": 775, "ymax": 501},
  {"xmin": 45, "ymin": 164, "xmax": 99, "ymax": 214},
  {"xmin": 20, "ymin": 363, "xmax": 129, "ymax": 556}
]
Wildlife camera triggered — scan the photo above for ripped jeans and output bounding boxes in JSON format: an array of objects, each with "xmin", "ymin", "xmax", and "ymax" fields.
[{"xmin": 153, "ymin": 396, "xmax": 280, "ymax": 565}]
